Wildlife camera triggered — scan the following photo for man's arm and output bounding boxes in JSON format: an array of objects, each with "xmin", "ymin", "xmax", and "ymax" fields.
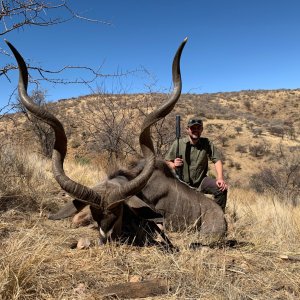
[
  {"xmin": 214, "ymin": 160, "xmax": 228, "ymax": 191},
  {"xmin": 165, "ymin": 141, "xmax": 183, "ymax": 170}
]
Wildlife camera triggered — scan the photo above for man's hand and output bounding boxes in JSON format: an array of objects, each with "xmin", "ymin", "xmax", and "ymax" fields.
[
  {"xmin": 174, "ymin": 157, "xmax": 184, "ymax": 167},
  {"xmin": 216, "ymin": 179, "xmax": 228, "ymax": 191}
]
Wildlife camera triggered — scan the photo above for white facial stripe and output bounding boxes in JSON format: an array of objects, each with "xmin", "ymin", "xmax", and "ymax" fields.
[
  {"xmin": 99, "ymin": 227, "xmax": 106, "ymax": 238},
  {"xmin": 99, "ymin": 227, "xmax": 114, "ymax": 239}
]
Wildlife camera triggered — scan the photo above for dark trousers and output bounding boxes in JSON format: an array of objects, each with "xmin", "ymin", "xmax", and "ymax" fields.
[{"xmin": 198, "ymin": 177, "xmax": 227, "ymax": 211}]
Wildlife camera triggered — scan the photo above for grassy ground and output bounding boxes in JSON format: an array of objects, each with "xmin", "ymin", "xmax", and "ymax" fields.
[{"xmin": 0, "ymin": 146, "xmax": 300, "ymax": 299}]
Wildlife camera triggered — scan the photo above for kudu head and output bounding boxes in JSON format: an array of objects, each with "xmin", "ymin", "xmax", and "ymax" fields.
[{"xmin": 6, "ymin": 38, "xmax": 187, "ymax": 242}]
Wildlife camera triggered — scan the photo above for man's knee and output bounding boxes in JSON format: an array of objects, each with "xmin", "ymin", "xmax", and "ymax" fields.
[
  {"xmin": 200, "ymin": 177, "xmax": 227, "ymax": 211},
  {"xmin": 214, "ymin": 189, "xmax": 227, "ymax": 211}
]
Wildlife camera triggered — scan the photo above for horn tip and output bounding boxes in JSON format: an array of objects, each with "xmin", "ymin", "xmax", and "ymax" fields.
[{"xmin": 4, "ymin": 39, "xmax": 14, "ymax": 50}]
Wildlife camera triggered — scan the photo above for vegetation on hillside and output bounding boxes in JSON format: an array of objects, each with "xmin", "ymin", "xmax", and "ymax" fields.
[{"xmin": 1, "ymin": 88, "xmax": 299, "ymax": 200}]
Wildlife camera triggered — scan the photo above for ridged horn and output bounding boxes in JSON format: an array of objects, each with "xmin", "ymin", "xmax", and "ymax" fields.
[
  {"xmin": 5, "ymin": 40, "xmax": 103, "ymax": 208},
  {"xmin": 109, "ymin": 37, "xmax": 188, "ymax": 200},
  {"xmin": 6, "ymin": 37, "xmax": 187, "ymax": 207}
]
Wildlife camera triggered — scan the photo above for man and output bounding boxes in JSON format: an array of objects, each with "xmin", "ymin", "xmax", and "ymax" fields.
[{"xmin": 165, "ymin": 117, "xmax": 228, "ymax": 211}]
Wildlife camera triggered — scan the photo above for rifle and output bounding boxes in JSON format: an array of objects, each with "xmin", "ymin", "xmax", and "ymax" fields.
[{"xmin": 175, "ymin": 115, "xmax": 183, "ymax": 180}]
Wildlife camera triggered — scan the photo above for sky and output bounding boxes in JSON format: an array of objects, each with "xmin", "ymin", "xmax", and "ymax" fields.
[{"xmin": 1, "ymin": 0, "xmax": 300, "ymax": 110}]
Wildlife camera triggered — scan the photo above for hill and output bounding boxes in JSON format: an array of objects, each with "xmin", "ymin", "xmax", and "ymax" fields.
[{"xmin": 1, "ymin": 88, "xmax": 299, "ymax": 189}]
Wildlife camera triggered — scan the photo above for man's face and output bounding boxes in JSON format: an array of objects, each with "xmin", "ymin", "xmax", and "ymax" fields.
[{"xmin": 186, "ymin": 124, "xmax": 203, "ymax": 141}]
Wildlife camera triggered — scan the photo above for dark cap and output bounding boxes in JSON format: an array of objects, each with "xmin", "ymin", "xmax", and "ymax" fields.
[{"xmin": 187, "ymin": 118, "xmax": 203, "ymax": 127}]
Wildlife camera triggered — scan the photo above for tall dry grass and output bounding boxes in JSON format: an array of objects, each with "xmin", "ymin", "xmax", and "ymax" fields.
[
  {"xmin": 229, "ymin": 188, "xmax": 300, "ymax": 252},
  {"xmin": 0, "ymin": 146, "xmax": 299, "ymax": 299},
  {"xmin": 0, "ymin": 144, "xmax": 105, "ymax": 213},
  {"xmin": 0, "ymin": 143, "xmax": 53, "ymax": 212}
]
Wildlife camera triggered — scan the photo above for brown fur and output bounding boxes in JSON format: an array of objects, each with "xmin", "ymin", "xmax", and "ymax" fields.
[{"xmin": 53, "ymin": 159, "xmax": 227, "ymax": 244}]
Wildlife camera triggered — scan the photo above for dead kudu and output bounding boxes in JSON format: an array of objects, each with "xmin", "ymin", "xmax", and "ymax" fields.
[
  {"xmin": 8, "ymin": 37, "xmax": 227, "ymax": 248},
  {"xmin": 61, "ymin": 158, "xmax": 227, "ymax": 245},
  {"xmin": 50, "ymin": 41, "xmax": 228, "ymax": 245},
  {"xmin": 6, "ymin": 38, "xmax": 189, "ymax": 249}
]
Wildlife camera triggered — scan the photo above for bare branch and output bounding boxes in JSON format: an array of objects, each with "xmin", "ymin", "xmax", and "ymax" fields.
[
  {"xmin": 0, "ymin": 0, "xmax": 111, "ymax": 36},
  {"xmin": 1, "ymin": 56, "xmax": 145, "ymax": 89},
  {"xmin": 0, "ymin": 1, "xmax": 117, "ymax": 102}
]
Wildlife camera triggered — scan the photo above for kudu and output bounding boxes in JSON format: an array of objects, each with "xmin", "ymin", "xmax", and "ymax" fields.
[
  {"xmin": 49, "ymin": 64, "xmax": 228, "ymax": 243},
  {"xmin": 6, "ymin": 38, "xmax": 189, "ymax": 248},
  {"xmin": 71, "ymin": 158, "xmax": 228, "ymax": 243}
]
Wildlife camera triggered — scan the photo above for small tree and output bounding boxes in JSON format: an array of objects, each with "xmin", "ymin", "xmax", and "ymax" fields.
[
  {"xmin": 83, "ymin": 94, "xmax": 137, "ymax": 164},
  {"xmin": 250, "ymin": 146, "xmax": 300, "ymax": 205},
  {"xmin": 243, "ymin": 99, "xmax": 251, "ymax": 110},
  {"xmin": 219, "ymin": 136, "xmax": 228, "ymax": 147},
  {"xmin": 252, "ymin": 127, "xmax": 263, "ymax": 138},
  {"xmin": 269, "ymin": 125, "xmax": 285, "ymax": 139},
  {"xmin": 234, "ymin": 126, "xmax": 243, "ymax": 135},
  {"xmin": 18, "ymin": 89, "xmax": 55, "ymax": 158},
  {"xmin": 235, "ymin": 144, "xmax": 247, "ymax": 155},
  {"xmin": 249, "ymin": 143, "xmax": 265, "ymax": 157}
]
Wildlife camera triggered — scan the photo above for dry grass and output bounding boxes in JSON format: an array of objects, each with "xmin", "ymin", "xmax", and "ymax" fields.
[
  {"xmin": 1, "ymin": 89, "xmax": 299, "ymax": 298},
  {"xmin": 0, "ymin": 148, "xmax": 300, "ymax": 299},
  {"xmin": 0, "ymin": 144, "xmax": 53, "ymax": 212}
]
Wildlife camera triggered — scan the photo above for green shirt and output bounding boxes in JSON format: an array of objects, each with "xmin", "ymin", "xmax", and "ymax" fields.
[{"xmin": 165, "ymin": 137, "xmax": 222, "ymax": 188}]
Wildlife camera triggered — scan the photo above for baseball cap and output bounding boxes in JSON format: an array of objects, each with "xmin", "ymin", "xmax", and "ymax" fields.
[{"xmin": 187, "ymin": 118, "xmax": 203, "ymax": 127}]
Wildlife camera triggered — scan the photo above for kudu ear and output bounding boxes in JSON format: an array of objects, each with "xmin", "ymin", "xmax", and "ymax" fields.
[
  {"xmin": 48, "ymin": 199, "xmax": 87, "ymax": 220},
  {"xmin": 106, "ymin": 199, "xmax": 126, "ymax": 214},
  {"xmin": 124, "ymin": 197, "xmax": 164, "ymax": 222},
  {"xmin": 106, "ymin": 197, "xmax": 163, "ymax": 222}
]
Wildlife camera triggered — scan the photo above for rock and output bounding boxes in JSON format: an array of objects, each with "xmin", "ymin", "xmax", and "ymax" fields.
[
  {"xmin": 100, "ymin": 278, "xmax": 169, "ymax": 299},
  {"xmin": 74, "ymin": 283, "xmax": 86, "ymax": 294},
  {"xmin": 77, "ymin": 237, "xmax": 91, "ymax": 249},
  {"xmin": 129, "ymin": 275, "xmax": 143, "ymax": 283}
]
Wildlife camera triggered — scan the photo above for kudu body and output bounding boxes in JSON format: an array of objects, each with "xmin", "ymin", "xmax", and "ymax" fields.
[
  {"xmin": 6, "ymin": 38, "xmax": 190, "ymax": 248},
  {"xmin": 53, "ymin": 159, "xmax": 227, "ymax": 243}
]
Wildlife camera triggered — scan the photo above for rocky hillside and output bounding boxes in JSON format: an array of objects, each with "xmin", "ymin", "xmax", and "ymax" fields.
[{"xmin": 1, "ymin": 88, "xmax": 299, "ymax": 188}]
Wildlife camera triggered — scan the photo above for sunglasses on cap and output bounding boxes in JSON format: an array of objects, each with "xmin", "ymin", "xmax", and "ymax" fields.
[{"xmin": 187, "ymin": 119, "xmax": 203, "ymax": 127}]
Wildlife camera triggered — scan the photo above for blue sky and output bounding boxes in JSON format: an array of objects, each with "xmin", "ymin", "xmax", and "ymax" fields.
[{"xmin": 1, "ymin": 0, "xmax": 300, "ymax": 109}]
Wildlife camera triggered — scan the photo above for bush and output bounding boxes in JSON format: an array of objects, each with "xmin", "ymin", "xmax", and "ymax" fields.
[
  {"xmin": 252, "ymin": 128, "xmax": 263, "ymax": 137},
  {"xmin": 219, "ymin": 136, "xmax": 228, "ymax": 147},
  {"xmin": 16, "ymin": 89, "xmax": 56, "ymax": 158},
  {"xmin": 243, "ymin": 99, "xmax": 251, "ymax": 110},
  {"xmin": 249, "ymin": 144, "xmax": 266, "ymax": 157},
  {"xmin": 235, "ymin": 144, "xmax": 247, "ymax": 154},
  {"xmin": 249, "ymin": 149, "xmax": 300, "ymax": 206},
  {"xmin": 234, "ymin": 126, "xmax": 243, "ymax": 134},
  {"xmin": 235, "ymin": 162, "xmax": 241, "ymax": 170},
  {"xmin": 269, "ymin": 125, "xmax": 285, "ymax": 138},
  {"xmin": 0, "ymin": 144, "xmax": 52, "ymax": 211}
]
